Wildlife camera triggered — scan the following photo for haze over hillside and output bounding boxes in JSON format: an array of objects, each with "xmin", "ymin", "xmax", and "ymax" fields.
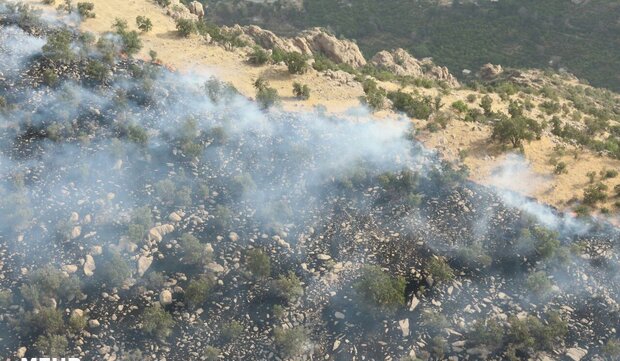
[{"xmin": 1, "ymin": 1, "xmax": 620, "ymax": 360}]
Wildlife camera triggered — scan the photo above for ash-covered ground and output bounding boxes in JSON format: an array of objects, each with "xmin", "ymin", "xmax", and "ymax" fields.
[{"xmin": 1, "ymin": 3, "xmax": 619, "ymax": 361}]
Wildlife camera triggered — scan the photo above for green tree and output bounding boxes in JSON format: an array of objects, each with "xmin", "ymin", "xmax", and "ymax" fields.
[
  {"xmin": 283, "ymin": 52, "xmax": 309, "ymax": 74},
  {"xmin": 136, "ymin": 16, "xmax": 153, "ymax": 32},
  {"xmin": 176, "ymin": 18, "xmax": 197, "ymax": 37},
  {"xmin": 491, "ymin": 115, "xmax": 537, "ymax": 148}
]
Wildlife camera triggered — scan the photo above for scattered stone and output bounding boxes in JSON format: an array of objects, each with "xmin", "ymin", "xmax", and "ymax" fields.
[
  {"xmin": 83, "ymin": 255, "xmax": 96, "ymax": 277},
  {"xmin": 160, "ymin": 290, "xmax": 173, "ymax": 306}
]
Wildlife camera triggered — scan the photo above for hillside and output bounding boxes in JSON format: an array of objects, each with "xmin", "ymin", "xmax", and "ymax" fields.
[
  {"xmin": 207, "ymin": 0, "xmax": 620, "ymax": 92},
  {"xmin": 1, "ymin": 1, "xmax": 620, "ymax": 361},
  {"xmin": 16, "ymin": 0, "xmax": 620, "ymax": 218}
]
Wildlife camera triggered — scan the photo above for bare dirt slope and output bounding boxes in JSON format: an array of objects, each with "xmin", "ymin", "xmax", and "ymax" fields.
[{"xmin": 24, "ymin": 0, "xmax": 620, "ymax": 218}]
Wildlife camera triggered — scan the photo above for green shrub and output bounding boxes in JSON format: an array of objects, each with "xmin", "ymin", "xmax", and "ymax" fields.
[
  {"xmin": 136, "ymin": 16, "xmax": 153, "ymax": 32},
  {"xmin": 421, "ymin": 310, "xmax": 450, "ymax": 334},
  {"xmin": 86, "ymin": 59, "xmax": 109, "ymax": 83},
  {"xmin": 179, "ymin": 233, "xmax": 212, "ymax": 265},
  {"xmin": 155, "ymin": 0, "xmax": 171, "ymax": 6},
  {"xmin": 283, "ymin": 52, "xmax": 309, "ymax": 74},
  {"xmin": 468, "ymin": 318, "xmax": 504, "ymax": 350},
  {"xmin": 270, "ymin": 271, "xmax": 303, "ymax": 304},
  {"xmin": 246, "ymin": 249, "xmax": 271, "ymax": 279},
  {"xmin": 248, "ymin": 46, "xmax": 270, "ymax": 65},
  {"xmin": 583, "ymin": 182, "xmax": 608, "ymax": 205},
  {"xmin": 429, "ymin": 335, "xmax": 447, "ymax": 359},
  {"xmin": 507, "ymin": 312, "xmax": 567, "ymax": 354},
  {"xmin": 77, "ymin": 2, "xmax": 95, "ymax": 18},
  {"xmin": 254, "ymin": 78, "xmax": 281, "ymax": 109},
  {"xmin": 388, "ymin": 91, "xmax": 433, "ymax": 120},
  {"xmin": 427, "ymin": 257, "xmax": 454, "ymax": 283},
  {"xmin": 525, "ymin": 271, "xmax": 553, "ymax": 298},
  {"xmin": 42, "ymin": 29, "xmax": 75, "ymax": 63},
  {"xmin": 554, "ymin": 161, "xmax": 568, "ymax": 174},
  {"xmin": 354, "ymin": 265, "xmax": 406, "ymax": 312},
  {"xmin": 69, "ymin": 312, "xmax": 87, "ymax": 331},
  {"xmin": 185, "ymin": 277, "xmax": 213, "ymax": 307},
  {"xmin": 480, "ymin": 95, "xmax": 493, "ymax": 115},
  {"xmin": 451, "ymin": 100, "xmax": 468, "ymax": 113},
  {"xmin": 97, "ymin": 251, "xmax": 131, "ymax": 287},
  {"xmin": 34, "ymin": 334, "xmax": 68, "ymax": 355},
  {"xmin": 603, "ymin": 339, "xmax": 620, "ymax": 359},
  {"xmin": 176, "ymin": 18, "xmax": 197, "ymax": 37},
  {"xmin": 273, "ymin": 326, "xmax": 308, "ymax": 358},
  {"xmin": 466, "ymin": 94, "xmax": 477, "ymax": 103},
  {"xmin": 292, "ymin": 82, "xmax": 311, "ymax": 100},
  {"xmin": 26, "ymin": 307, "xmax": 65, "ymax": 335},
  {"xmin": 20, "ymin": 266, "xmax": 82, "ymax": 307},
  {"xmin": 142, "ymin": 304, "xmax": 174, "ymax": 339},
  {"xmin": 0, "ymin": 289, "xmax": 12, "ymax": 308},
  {"xmin": 204, "ymin": 346, "xmax": 220, "ymax": 361},
  {"xmin": 312, "ymin": 54, "xmax": 338, "ymax": 72},
  {"xmin": 231, "ymin": 173, "xmax": 256, "ymax": 198},
  {"xmin": 212, "ymin": 205, "xmax": 232, "ymax": 229},
  {"xmin": 601, "ymin": 169, "xmax": 618, "ymax": 179},
  {"xmin": 126, "ymin": 123, "xmax": 148, "ymax": 145},
  {"xmin": 221, "ymin": 320, "xmax": 244, "ymax": 342},
  {"xmin": 204, "ymin": 76, "xmax": 239, "ymax": 103}
]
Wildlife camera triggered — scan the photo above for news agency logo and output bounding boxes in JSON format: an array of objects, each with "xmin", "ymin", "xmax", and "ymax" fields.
[{"xmin": 21, "ymin": 358, "xmax": 80, "ymax": 361}]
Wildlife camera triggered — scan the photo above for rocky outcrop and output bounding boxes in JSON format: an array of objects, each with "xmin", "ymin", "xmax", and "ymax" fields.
[
  {"xmin": 300, "ymin": 28, "xmax": 367, "ymax": 68},
  {"xmin": 165, "ymin": 0, "xmax": 198, "ymax": 21},
  {"xmin": 479, "ymin": 63, "xmax": 503, "ymax": 80},
  {"xmin": 370, "ymin": 48, "xmax": 459, "ymax": 87},
  {"xmin": 224, "ymin": 25, "xmax": 367, "ymax": 68},
  {"xmin": 188, "ymin": 1, "xmax": 205, "ymax": 18}
]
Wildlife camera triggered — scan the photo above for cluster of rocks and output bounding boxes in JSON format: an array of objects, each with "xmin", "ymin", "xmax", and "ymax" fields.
[
  {"xmin": 370, "ymin": 48, "xmax": 460, "ymax": 87},
  {"xmin": 224, "ymin": 24, "xmax": 367, "ymax": 68},
  {"xmin": 163, "ymin": 0, "xmax": 205, "ymax": 21}
]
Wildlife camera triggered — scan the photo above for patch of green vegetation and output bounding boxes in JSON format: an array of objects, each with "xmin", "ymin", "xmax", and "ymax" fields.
[{"xmin": 354, "ymin": 265, "xmax": 406, "ymax": 312}]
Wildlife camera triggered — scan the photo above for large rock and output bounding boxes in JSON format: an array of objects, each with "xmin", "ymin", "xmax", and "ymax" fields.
[
  {"xmin": 479, "ymin": 63, "xmax": 503, "ymax": 80},
  {"xmin": 226, "ymin": 25, "xmax": 367, "ymax": 68},
  {"xmin": 83, "ymin": 255, "xmax": 96, "ymax": 277},
  {"xmin": 299, "ymin": 28, "xmax": 367, "ymax": 68},
  {"xmin": 148, "ymin": 224, "xmax": 175, "ymax": 243},
  {"xmin": 399, "ymin": 318, "xmax": 410, "ymax": 337},
  {"xmin": 370, "ymin": 48, "xmax": 459, "ymax": 87},
  {"xmin": 137, "ymin": 255, "xmax": 153, "ymax": 276},
  {"xmin": 188, "ymin": 1, "xmax": 205, "ymax": 18},
  {"xmin": 166, "ymin": 1, "xmax": 197, "ymax": 21},
  {"xmin": 565, "ymin": 348, "xmax": 587, "ymax": 361},
  {"xmin": 159, "ymin": 289, "xmax": 173, "ymax": 306}
]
